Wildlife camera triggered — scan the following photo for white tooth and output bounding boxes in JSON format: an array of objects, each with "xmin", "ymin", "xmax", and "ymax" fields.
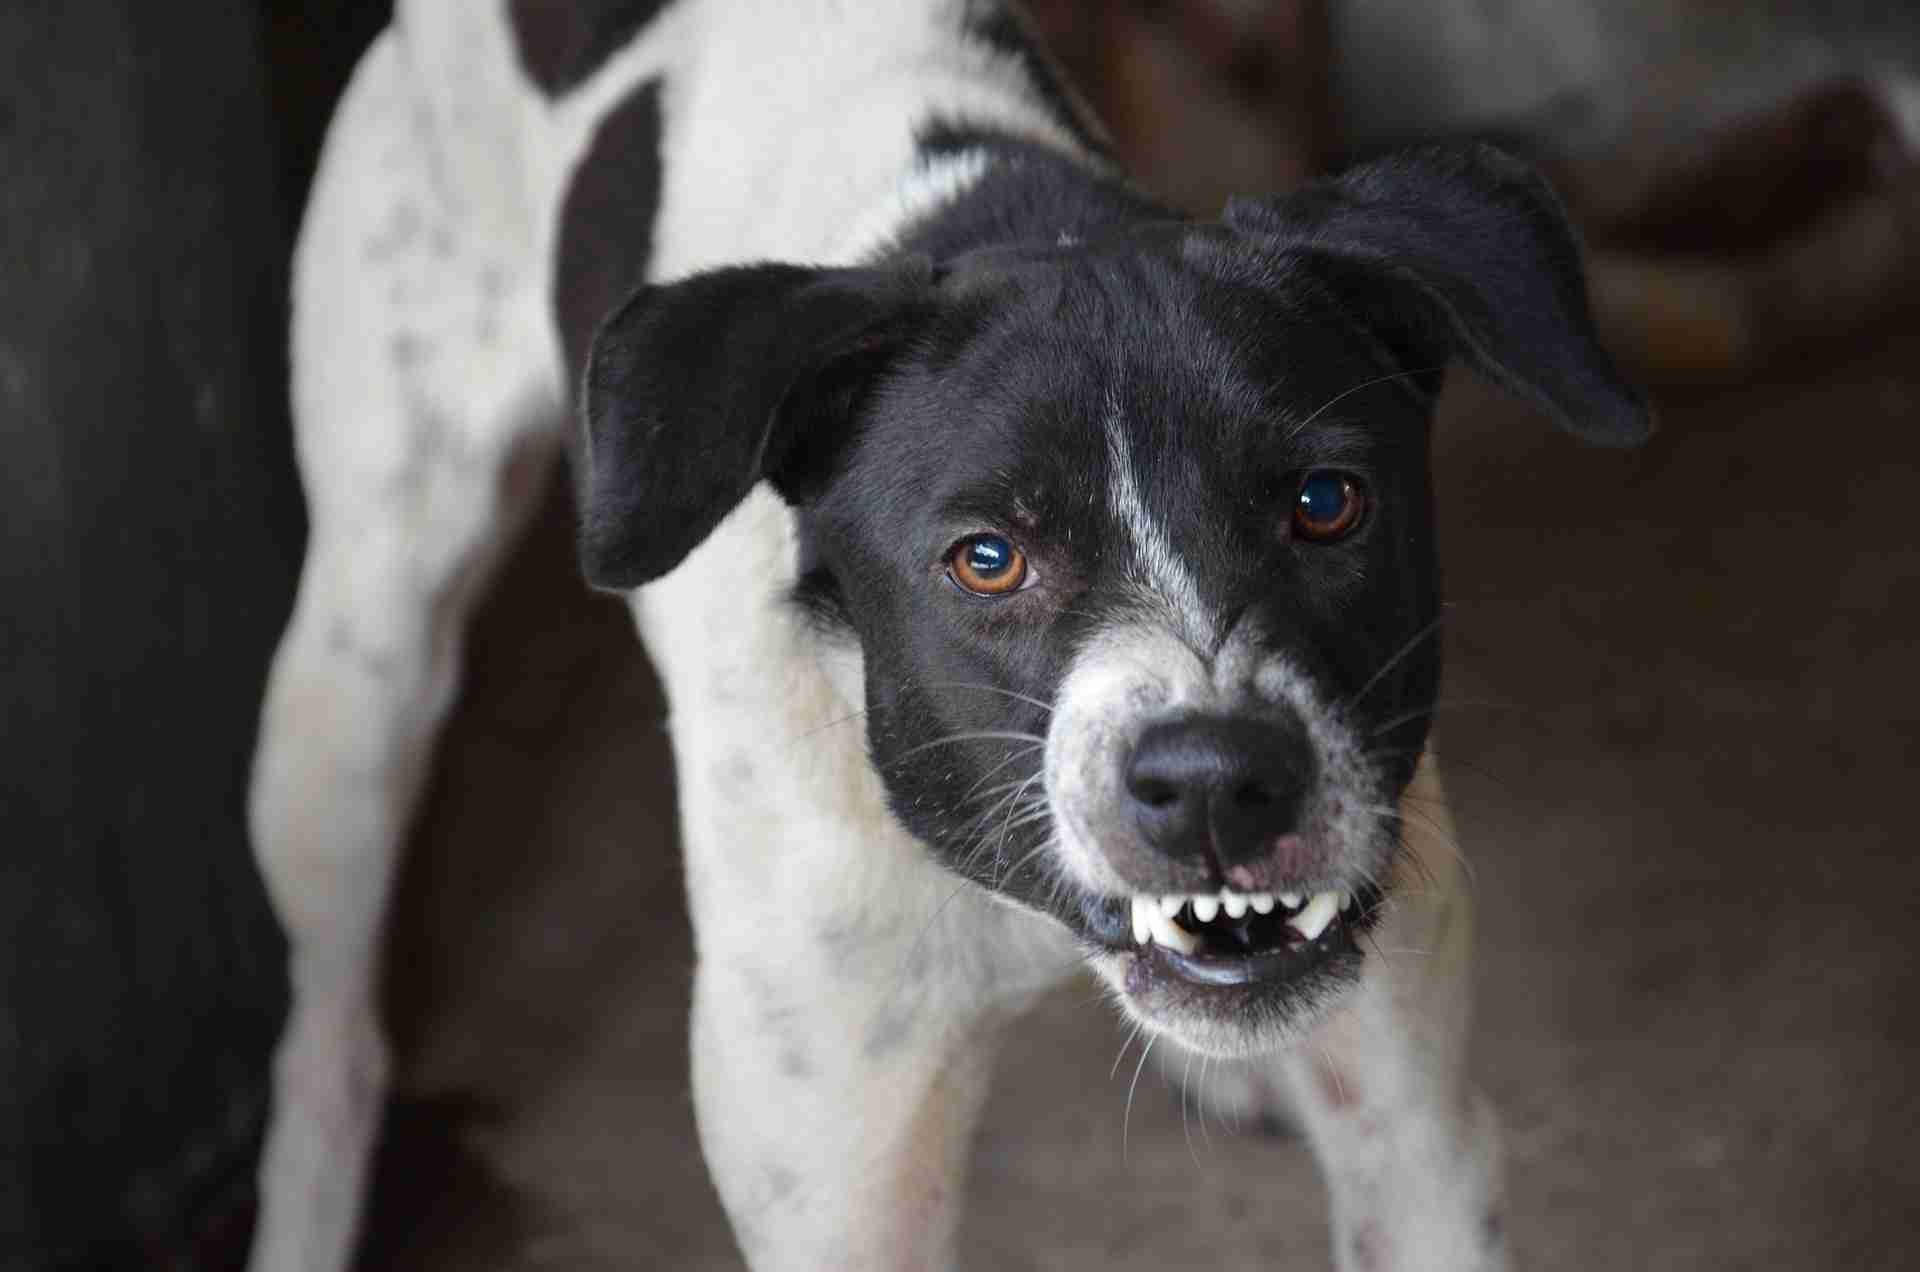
[
  {"xmin": 1338, "ymin": 890, "xmax": 1354, "ymax": 914},
  {"xmin": 1191, "ymin": 894, "xmax": 1220, "ymax": 923},
  {"xmin": 1250, "ymin": 892, "xmax": 1276, "ymax": 915},
  {"xmin": 1159, "ymin": 894, "xmax": 1184, "ymax": 919},
  {"xmin": 1131, "ymin": 896, "xmax": 1151, "ymax": 944},
  {"xmin": 1222, "ymin": 890, "xmax": 1248, "ymax": 919},
  {"xmin": 1287, "ymin": 891, "xmax": 1342, "ymax": 942},
  {"xmin": 1279, "ymin": 891, "xmax": 1302, "ymax": 909},
  {"xmin": 1147, "ymin": 905, "xmax": 1201, "ymax": 954}
]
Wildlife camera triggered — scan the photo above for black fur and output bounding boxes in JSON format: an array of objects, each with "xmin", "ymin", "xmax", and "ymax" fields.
[
  {"xmin": 1224, "ymin": 144, "xmax": 1652, "ymax": 447},
  {"xmin": 555, "ymin": 78, "xmax": 665, "ymax": 399},
  {"xmin": 577, "ymin": 138, "xmax": 1648, "ymax": 934},
  {"xmin": 579, "ymin": 261, "xmax": 935, "ymax": 589},
  {"xmin": 800, "ymin": 225, "xmax": 1451, "ymax": 923},
  {"xmin": 509, "ymin": 0, "xmax": 675, "ymax": 98}
]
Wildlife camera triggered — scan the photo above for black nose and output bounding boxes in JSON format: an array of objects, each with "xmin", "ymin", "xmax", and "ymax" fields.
[{"xmin": 1125, "ymin": 714, "xmax": 1316, "ymax": 866}]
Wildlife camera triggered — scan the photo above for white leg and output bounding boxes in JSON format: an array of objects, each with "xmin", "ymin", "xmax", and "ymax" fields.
[
  {"xmin": 666, "ymin": 723, "xmax": 1074, "ymax": 1266},
  {"xmin": 688, "ymin": 857, "xmax": 1071, "ymax": 1270},
  {"xmin": 690, "ymin": 941, "xmax": 1006, "ymax": 1272},
  {"xmin": 631, "ymin": 491, "xmax": 1084, "ymax": 1271},
  {"xmin": 1177, "ymin": 756, "xmax": 1507, "ymax": 1271},
  {"xmin": 1288, "ymin": 757, "xmax": 1506, "ymax": 1272},
  {"xmin": 247, "ymin": 31, "xmax": 560, "ymax": 1271}
]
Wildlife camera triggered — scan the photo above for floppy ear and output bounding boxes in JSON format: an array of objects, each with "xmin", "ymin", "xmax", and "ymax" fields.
[
  {"xmin": 578, "ymin": 261, "xmax": 931, "ymax": 590},
  {"xmin": 1224, "ymin": 142, "xmax": 1652, "ymax": 446}
]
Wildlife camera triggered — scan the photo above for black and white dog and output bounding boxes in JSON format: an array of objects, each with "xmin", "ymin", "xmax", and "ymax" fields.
[{"xmin": 248, "ymin": 1, "xmax": 1648, "ymax": 1268}]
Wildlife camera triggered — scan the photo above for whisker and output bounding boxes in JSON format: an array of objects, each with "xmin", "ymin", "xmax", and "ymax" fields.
[
  {"xmin": 922, "ymin": 681, "xmax": 1056, "ymax": 715},
  {"xmin": 1344, "ymin": 616, "xmax": 1446, "ymax": 713},
  {"xmin": 1282, "ymin": 366, "xmax": 1447, "ymax": 443},
  {"xmin": 892, "ymin": 730, "xmax": 1048, "ymax": 760},
  {"xmin": 958, "ymin": 757, "xmax": 1046, "ymax": 806},
  {"xmin": 1181, "ymin": 1047, "xmax": 1200, "ymax": 1166},
  {"xmin": 1365, "ymin": 697, "xmax": 1519, "ymax": 739},
  {"xmin": 787, "ymin": 706, "xmax": 871, "ymax": 746},
  {"xmin": 1110, "ymin": 1019, "xmax": 1146, "ymax": 1081},
  {"xmin": 1197, "ymin": 1055, "xmax": 1215, "ymax": 1148},
  {"xmin": 1124, "ymin": 1034, "xmax": 1159, "ymax": 1160}
]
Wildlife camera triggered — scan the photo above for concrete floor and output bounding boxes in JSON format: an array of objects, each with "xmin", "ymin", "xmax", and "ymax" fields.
[{"xmin": 366, "ymin": 319, "xmax": 1920, "ymax": 1268}]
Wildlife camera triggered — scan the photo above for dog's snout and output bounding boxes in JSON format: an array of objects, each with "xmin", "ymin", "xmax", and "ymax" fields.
[{"xmin": 1125, "ymin": 714, "xmax": 1315, "ymax": 867}]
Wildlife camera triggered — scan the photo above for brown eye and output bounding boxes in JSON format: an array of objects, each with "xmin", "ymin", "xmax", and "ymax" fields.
[
  {"xmin": 1292, "ymin": 471, "xmax": 1368, "ymax": 542},
  {"xmin": 947, "ymin": 533, "xmax": 1029, "ymax": 596}
]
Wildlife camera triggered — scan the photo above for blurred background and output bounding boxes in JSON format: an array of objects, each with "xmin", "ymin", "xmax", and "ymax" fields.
[{"xmin": 3, "ymin": 1, "xmax": 1915, "ymax": 1267}]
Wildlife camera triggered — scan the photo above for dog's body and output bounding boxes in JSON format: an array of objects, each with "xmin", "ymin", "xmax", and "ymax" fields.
[{"xmin": 249, "ymin": 3, "xmax": 1646, "ymax": 1268}]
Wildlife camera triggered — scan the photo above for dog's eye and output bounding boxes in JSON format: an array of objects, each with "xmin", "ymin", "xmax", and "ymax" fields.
[
  {"xmin": 947, "ymin": 533, "xmax": 1030, "ymax": 596},
  {"xmin": 1292, "ymin": 471, "xmax": 1368, "ymax": 542}
]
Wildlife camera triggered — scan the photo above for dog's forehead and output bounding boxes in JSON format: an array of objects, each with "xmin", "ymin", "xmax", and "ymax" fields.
[{"xmin": 875, "ymin": 248, "xmax": 1408, "ymax": 528}]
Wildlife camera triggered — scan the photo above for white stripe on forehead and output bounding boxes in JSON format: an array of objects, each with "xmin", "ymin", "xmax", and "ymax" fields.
[{"xmin": 1103, "ymin": 384, "xmax": 1213, "ymax": 645}]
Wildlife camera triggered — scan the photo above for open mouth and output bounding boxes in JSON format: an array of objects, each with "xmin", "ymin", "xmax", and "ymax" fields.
[{"xmin": 1101, "ymin": 886, "xmax": 1380, "ymax": 989}]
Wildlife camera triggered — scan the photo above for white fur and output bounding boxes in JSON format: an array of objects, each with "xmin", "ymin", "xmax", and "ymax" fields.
[
  {"xmin": 1142, "ymin": 756, "xmax": 1506, "ymax": 1271},
  {"xmin": 249, "ymin": 3, "xmax": 1495, "ymax": 1269},
  {"xmin": 1103, "ymin": 385, "xmax": 1212, "ymax": 644},
  {"xmin": 1046, "ymin": 613, "xmax": 1388, "ymax": 918}
]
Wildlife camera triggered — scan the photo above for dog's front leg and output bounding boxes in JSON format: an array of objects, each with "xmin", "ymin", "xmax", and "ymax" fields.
[
  {"xmin": 678, "ymin": 793, "xmax": 1070, "ymax": 1271},
  {"xmin": 691, "ymin": 951, "xmax": 998, "ymax": 1271},
  {"xmin": 1280, "ymin": 758, "xmax": 1508, "ymax": 1272}
]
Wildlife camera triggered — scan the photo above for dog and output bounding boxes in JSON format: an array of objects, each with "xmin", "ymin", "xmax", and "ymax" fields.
[{"xmin": 246, "ymin": 1, "xmax": 1649, "ymax": 1268}]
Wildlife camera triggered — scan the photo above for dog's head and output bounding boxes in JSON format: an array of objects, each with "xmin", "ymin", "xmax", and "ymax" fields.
[{"xmin": 579, "ymin": 145, "xmax": 1648, "ymax": 1055}]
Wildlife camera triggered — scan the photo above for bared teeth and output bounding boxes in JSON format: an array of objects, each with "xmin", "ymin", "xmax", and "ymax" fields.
[
  {"xmin": 1130, "ymin": 895, "xmax": 1200, "ymax": 953},
  {"xmin": 1130, "ymin": 886, "xmax": 1352, "ymax": 953},
  {"xmin": 1285, "ymin": 890, "xmax": 1345, "ymax": 942}
]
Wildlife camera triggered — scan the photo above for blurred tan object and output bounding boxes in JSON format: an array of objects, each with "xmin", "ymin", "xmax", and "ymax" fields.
[
  {"xmin": 1568, "ymin": 78, "xmax": 1920, "ymax": 384},
  {"xmin": 1024, "ymin": 0, "xmax": 1330, "ymax": 212},
  {"xmin": 1018, "ymin": 4, "xmax": 1918, "ymax": 385}
]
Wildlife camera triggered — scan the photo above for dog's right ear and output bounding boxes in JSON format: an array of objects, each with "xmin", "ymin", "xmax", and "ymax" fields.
[{"xmin": 577, "ymin": 261, "xmax": 932, "ymax": 591}]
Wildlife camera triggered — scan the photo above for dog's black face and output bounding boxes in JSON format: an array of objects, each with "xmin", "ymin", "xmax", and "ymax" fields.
[
  {"xmin": 796, "ymin": 244, "xmax": 1444, "ymax": 1041},
  {"xmin": 579, "ymin": 145, "xmax": 1648, "ymax": 1053}
]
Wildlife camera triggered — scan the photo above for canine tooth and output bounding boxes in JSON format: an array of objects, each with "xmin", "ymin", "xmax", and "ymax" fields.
[
  {"xmin": 1339, "ymin": 890, "xmax": 1354, "ymax": 914},
  {"xmin": 1131, "ymin": 896, "xmax": 1151, "ymax": 944},
  {"xmin": 1146, "ymin": 904, "xmax": 1202, "ymax": 954},
  {"xmin": 1250, "ymin": 892, "xmax": 1276, "ymax": 914},
  {"xmin": 1287, "ymin": 891, "xmax": 1342, "ymax": 942},
  {"xmin": 1191, "ymin": 894, "xmax": 1220, "ymax": 923},
  {"xmin": 1159, "ymin": 894, "xmax": 1184, "ymax": 919},
  {"xmin": 1279, "ymin": 891, "xmax": 1302, "ymax": 909},
  {"xmin": 1222, "ymin": 890, "xmax": 1248, "ymax": 919}
]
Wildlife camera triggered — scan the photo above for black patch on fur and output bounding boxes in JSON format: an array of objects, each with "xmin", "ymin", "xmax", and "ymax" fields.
[
  {"xmin": 579, "ymin": 261, "xmax": 936, "ymax": 588},
  {"xmin": 508, "ymin": 0, "xmax": 672, "ymax": 98},
  {"xmin": 575, "ymin": 137, "xmax": 1650, "ymax": 938},
  {"xmin": 1224, "ymin": 144, "xmax": 1652, "ymax": 446},
  {"xmin": 791, "ymin": 525, "xmax": 857, "ymax": 638},
  {"xmin": 801, "ymin": 233, "xmax": 1453, "ymax": 926},
  {"xmin": 554, "ymin": 77, "xmax": 663, "ymax": 403},
  {"xmin": 960, "ymin": 1, "xmax": 1112, "ymax": 157}
]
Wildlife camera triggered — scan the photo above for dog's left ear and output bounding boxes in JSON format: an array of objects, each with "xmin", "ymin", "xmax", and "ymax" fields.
[
  {"xmin": 578, "ymin": 261, "xmax": 932, "ymax": 591},
  {"xmin": 1224, "ymin": 143, "xmax": 1651, "ymax": 446}
]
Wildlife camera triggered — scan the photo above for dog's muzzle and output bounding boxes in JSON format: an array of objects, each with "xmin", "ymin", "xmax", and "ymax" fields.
[{"xmin": 1073, "ymin": 706, "xmax": 1380, "ymax": 1000}]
